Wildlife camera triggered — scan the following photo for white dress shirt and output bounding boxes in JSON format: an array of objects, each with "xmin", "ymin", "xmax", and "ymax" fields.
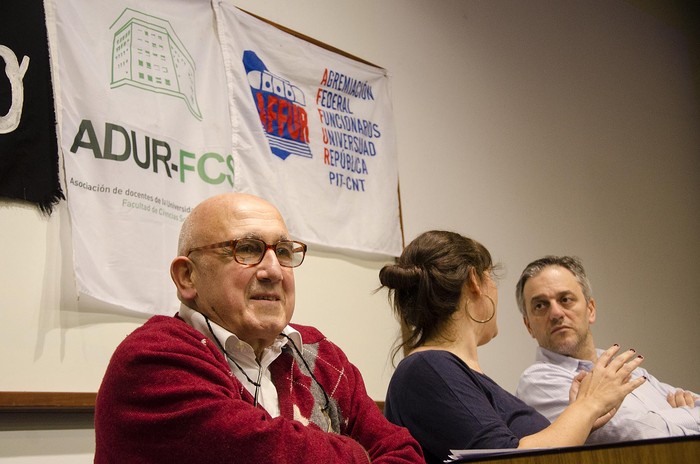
[{"xmin": 516, "ymin": 347, "xmax": 700, "ymax": 444}]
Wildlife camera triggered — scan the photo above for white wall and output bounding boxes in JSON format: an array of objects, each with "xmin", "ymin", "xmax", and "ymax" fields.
[{"xmin": 1, "ymin": 0, "xmax": 698, "ymax": 462}]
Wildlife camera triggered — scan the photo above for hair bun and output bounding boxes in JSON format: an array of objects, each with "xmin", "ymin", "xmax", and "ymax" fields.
[{"xmin": 379, "ymin": 263, "xmax": 421, "ymax": 290}]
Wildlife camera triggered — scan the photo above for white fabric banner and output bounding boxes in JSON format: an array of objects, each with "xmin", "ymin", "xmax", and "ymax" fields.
[
  {"xmin": 47, "ymin": 0, "xmax": 402, "ymax": 315},
  {"xmin": 48, "ymin": 0, "xmax": 233, "ymax": 314},
  {"xmin": 215, "ymin": 2, "xmax": 403, "ymax": 256}
]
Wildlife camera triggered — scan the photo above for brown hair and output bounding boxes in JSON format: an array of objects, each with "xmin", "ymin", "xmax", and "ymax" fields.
[{"xmin": 379, "ymin": 230, "xmax": 494, "ymax": 361}]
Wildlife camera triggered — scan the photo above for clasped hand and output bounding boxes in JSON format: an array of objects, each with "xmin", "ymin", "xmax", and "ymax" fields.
[{"xmin": 667, "ymin": 389, "xmax": 699, "ymax": 408}]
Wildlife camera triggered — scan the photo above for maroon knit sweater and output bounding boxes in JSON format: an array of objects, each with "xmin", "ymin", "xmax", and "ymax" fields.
[{"xmin": 94, "ymin": 315, "xmax": 424, "ymax": 463}]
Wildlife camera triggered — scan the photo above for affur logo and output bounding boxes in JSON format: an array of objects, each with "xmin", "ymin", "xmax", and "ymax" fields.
[{"xmin": 244, "ymin": 50, "xmax": 311, "ymax": 160}]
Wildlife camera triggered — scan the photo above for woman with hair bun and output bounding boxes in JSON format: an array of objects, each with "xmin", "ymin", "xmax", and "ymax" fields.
[{"xmin": 379, "ymin": 230, "xmax": 645, "ymax": 464}]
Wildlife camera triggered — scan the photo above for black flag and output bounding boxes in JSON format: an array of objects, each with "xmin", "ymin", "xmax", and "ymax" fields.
[{"xmin": 0, "ymin": 0, "xmax": 64, "ymax": 213}]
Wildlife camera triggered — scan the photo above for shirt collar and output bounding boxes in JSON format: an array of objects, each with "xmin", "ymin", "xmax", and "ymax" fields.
[
  {"xmin": 536, "ymin": 346, "xmax": 603, "ymax": 372},
  {"xmin": 178, "ymin": 303, "xmax": 303, "ymax": 357}
]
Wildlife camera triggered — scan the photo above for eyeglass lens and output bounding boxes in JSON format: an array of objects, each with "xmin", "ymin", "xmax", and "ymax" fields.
[{"xmin": 235, "ymin": 238, "xmax": 304, "ymax": 267}]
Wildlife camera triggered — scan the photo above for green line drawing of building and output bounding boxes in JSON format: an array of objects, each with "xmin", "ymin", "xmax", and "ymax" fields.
[{"xmin": 110, "ymin": 8, "xmax": 202, "ymax": 120}]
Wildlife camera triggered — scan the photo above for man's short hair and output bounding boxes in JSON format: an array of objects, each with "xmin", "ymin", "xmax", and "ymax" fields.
[{"xmin": 515, "ymin": 255, "xmax": 593, "ymax": 317}]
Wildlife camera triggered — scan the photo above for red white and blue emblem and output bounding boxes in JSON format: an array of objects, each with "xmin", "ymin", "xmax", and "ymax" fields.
[{"xmin": 243, "ymin": 50, "xmax": 311, "ymax": 160}]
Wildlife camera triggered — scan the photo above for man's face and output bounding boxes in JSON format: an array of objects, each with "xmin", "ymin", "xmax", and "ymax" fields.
[
  {"xmin": 522, "ymin": 265, "xmax": 596, "ymax": 359},
  {"xmin": 188, "ymin": 197, "xmax": 296, "ymax": 351}
]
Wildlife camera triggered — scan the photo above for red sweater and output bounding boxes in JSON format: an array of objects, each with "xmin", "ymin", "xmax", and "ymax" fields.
[{"xmin": 94, "ymin": 315, "xmax": 424, "ymax": 463}]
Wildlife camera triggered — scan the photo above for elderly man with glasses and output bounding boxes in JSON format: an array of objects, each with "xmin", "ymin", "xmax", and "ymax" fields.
[{"xmin": 95, "ymin": 193, "xmax": 423, "ymax": 464}]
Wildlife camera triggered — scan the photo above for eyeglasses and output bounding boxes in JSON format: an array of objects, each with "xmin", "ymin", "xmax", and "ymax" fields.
[{"xmin": 186, "ymin": 238, "xmax": 307, "ymax": 268}]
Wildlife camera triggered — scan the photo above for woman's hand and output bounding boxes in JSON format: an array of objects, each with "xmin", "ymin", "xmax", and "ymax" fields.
[
  {"xmin": 573, "ymin": 345, "xmax": 646, "ymax": 420},
  {"xmin": 521, "ymin": 345, "xmax": 645, "ymax": 449},
  {"xmin": 569, "ymin": 370, "xmax": 616, "ymax": 430},
  {"xmin": 524, "ymin": 345, "xmax": 646, "ymax": 449}
]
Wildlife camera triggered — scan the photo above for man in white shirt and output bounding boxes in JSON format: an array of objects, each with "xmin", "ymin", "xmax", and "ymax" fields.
[{"xmin": 514, "ymin": 255, "xmax": 699, "ymax": 444}]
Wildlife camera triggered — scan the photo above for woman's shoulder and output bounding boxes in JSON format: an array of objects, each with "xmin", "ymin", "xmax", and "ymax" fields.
[{"xmin": 397, "ymin": 349, "xmax": 469, "ymax": 375}]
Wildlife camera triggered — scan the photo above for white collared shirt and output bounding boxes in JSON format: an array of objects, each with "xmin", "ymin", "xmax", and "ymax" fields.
[
  {"xmin": 179, "ymin": 304, "xmax": 302, "ymax": 418},
  {"xmin": 516, "ymin": 346, "xmax": 700, "ymax": 444}
]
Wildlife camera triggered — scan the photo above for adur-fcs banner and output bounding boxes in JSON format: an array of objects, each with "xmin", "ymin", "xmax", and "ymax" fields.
[{"xmin": 48, "ymin": 0, "xmax": 233, "ymax": 314}]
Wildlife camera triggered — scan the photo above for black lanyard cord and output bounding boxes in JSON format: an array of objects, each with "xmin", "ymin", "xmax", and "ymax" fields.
[
  {"xmin": 204, "ymin": 316, "xmax": 262, "ymax": 389},
  {"xmin": 202, "ymin": 315, "xmax": 331, "ymax": 426}
]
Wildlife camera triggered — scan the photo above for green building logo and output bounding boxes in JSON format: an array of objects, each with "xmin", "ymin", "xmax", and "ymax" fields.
[{"xmin": 110, "ymin": 8, "xmax": 202, "ymax": 120}]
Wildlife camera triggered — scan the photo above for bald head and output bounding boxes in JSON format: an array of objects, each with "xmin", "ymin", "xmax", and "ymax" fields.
[{"xmin": 177, "ymin": 193, "xmax": 287, "ymax": 257}]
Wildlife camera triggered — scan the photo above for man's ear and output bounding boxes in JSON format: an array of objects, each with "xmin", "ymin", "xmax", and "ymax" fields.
[
  {"xmin": 587, "ymin": 297, "xmax": 597, "ymax": 324},
  {"xmin": 523, "ymin": 316, "xmax": 535, "ymax": 338},
  {"xmin": 171, "ymin": 256, "xmax": 197, "ymax": 301}
]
